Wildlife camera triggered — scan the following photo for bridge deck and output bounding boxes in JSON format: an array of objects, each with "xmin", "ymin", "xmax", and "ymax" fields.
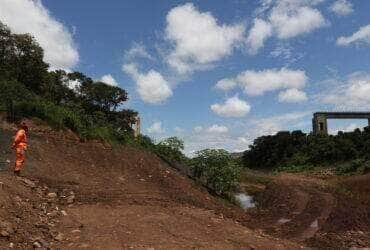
[{"xmin": 314, "ymin": 112, "xmax": 370, "ymax": 119}]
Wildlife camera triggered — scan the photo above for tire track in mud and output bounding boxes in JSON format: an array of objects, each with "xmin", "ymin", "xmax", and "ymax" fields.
[
  {"xmin": 264, "ymin": 179, "xmax": 336, "ymax": 242},
  {"xmin": 299, "ymin": 192, "xmax": 335, "ymax": 240},
  {"xmin": 246, "ymin": 173, "xmax": 370, "ymax": 248}
]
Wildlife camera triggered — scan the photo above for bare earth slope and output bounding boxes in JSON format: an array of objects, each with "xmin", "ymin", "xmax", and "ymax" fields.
[{"xmin": 0, "ymin": 124, "xmax": 299, "ymax": 249}]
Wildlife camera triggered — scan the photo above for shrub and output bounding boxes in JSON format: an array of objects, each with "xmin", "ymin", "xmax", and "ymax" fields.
[
  {"xmin": 191, "ymin": 149, "xmax": 241, "ymax": 195},
  {"xmin": 155, "ymin": 137, "xmax": 187, "ymax": 164},
  {"xmin": 13, "ymin": 100, "xmax": 85, "ymax": 133},
  {"xmin": 335, "ymin": 159, "xmax": 368, "ymax": 175}
]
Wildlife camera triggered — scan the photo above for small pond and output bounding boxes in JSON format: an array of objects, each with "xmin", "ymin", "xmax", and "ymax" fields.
[{"xmin": 234, "ymin": 193, "xmax": 255, "ymax": 210}]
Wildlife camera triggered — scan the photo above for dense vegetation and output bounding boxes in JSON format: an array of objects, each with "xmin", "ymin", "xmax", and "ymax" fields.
[
  {"xmin": 0, "ymin": 22, "xmax": 137, "ymax": 142},
  {"xmin": 242, "ymin": 128, "xmax": 370, "ymax": 175}
]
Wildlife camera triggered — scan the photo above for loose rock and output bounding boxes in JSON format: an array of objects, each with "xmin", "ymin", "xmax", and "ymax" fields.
[
  {"xmin": 33, "ymin": 241, "xmax": 42, "ymax": 248},
  {"xmin": 54, "ymin": 232, "xmax": 64, "ymax": 242},
  {"xmin": 67, "ymin": 195, "xmax": 75, "ymax": 204},
  {"xmin": 22, "ymin": 179, "xmax": 36, "ymax": 188},
  {"xmin": 47, "ymin": 193, "xmax": 57, "ymax": 199}
]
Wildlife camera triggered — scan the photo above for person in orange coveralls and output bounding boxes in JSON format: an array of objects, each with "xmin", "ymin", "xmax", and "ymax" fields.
[{"xmin": 11, "ymin": 122, "xmax": 28, "ymax": 176}]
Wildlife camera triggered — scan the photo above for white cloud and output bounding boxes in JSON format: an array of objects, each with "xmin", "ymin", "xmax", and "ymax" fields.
[
  {"xmin": 270, "ymin": 44, "xmax": 293, "ymax": 59},
  {"xmin": 270, "ymin": 43, "xmax": 305, "ymax": 64},
  {"xmin": 236, "ymin": 68, "xmax": 308, "ymax": 96},
  {"xmin": 211, "ymin": 96, "xmax": 251, "ymax": 118},
  {"xmin": 100, "ymin": 74, "xmax": 118, "ymax": 86},
  {"xmin": 0, "ymin": 0, "xmax": 79, "ymax": 70},
  {"xmin": 337, "ymin": 24, "xmax": 370, "ymax": 47},
  {"xmin": 174, "ymin": 127, "xmax": 185, "ymax": 133},
  {"xmin": 184, "ymin": 133, "xmax": 250, "ymax": 156},
  {"xmin": 193, "ymin": 126, "xmax": 203, "ymax": 133},
  {"xmin": 124, "ymin": 42, "xmax": 153, "ymax": 61},
  {"xmin": 193, "ymin": 124, "xmax": 228, "ymax": 134},
  {"xmin": 269, "ymin": 2, "xmax": 327, "ymax": 39},
  {"xmin": 248, "ymin": 0, "xmax": 327, "ymax": 53},
  {"xmin": 245, "ymin": 18, "xmax": 273, "ymax": 55},
  {"xmin": 214, "ymin": 78, "xmax": 238, "ymax": 91},
  {"xmin": 122, "ymin": 63, "xmax": 172, "ymax": 104},
  {"xmin": 147, "ymin": 121, "xmax": 165, "ymax": 134},
  {"xmin": 165, "ymin": 3, "xmax": 245, "ymax": 74},
  {"xmin": 330, "ymin": 0, "xmax": 353, "ymax": 16},
  {"xmin": 248, "ymin": 111, "xmax": 310, "ymax": 137},
  {"xmin": 183, "ymin": 111, "xmax": 310, "ymax": 156},
  {"xmin": 278, "ymin": 88, "xmax": 308, "ymax": 103},
  {"xmin": 66, "ymin": 79, "xmax": 81, "ymax": 92},
  {"xmin": 206, "ymin": 124, "xmax": 228, "ymax": 134},
  {"xmin": 329, "ymin": 123, "xmax": 362, "ymax": 135},
  {"xmin": 320, "ymin": 72, "xmax": 370, "ymax": 110}
]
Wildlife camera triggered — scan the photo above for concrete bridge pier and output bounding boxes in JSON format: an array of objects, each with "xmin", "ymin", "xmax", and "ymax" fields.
[{"xmin": 312, "ymin": 114, "xmax": 328, "ymax": 135}]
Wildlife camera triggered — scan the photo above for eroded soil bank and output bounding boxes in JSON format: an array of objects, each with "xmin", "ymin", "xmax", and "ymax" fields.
[{"xmin": 241, "ymin": 171, "xmax": 370, "ymax": 249}]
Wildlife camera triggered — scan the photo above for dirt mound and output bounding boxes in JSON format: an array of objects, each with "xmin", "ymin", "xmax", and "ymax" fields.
[{"xmin": 0, "ymin": 126, "xmax": 299, "ymax": 249}]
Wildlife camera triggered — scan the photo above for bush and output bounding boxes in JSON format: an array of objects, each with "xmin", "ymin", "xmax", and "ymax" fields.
[
  {"xmin": 335, "ymin": 159, "xmax": 370, "ymax": 175},
  {"xmin": 155, "ymin": 137, "xmax": 187, "ymax": 164},
  {"xmin": 191, "ymin": 149, "xmax": 241, "ymax": 195},
  {"xmin": 13, "ymin": 100, "xmax": 85, "ymax": 133}
]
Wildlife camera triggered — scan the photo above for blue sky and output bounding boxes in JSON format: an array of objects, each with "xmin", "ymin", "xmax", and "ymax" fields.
[{"xmin": 1, "ymin": 0, "xmax": 370, "ymax": 154}]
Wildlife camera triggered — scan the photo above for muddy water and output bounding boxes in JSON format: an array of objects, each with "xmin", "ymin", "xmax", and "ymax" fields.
[{"xmin": 235, "ymin": 193, "xmax": 255, "ymax": 210}]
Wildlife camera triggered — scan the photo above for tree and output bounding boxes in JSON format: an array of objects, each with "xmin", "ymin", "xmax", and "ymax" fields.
[
  {"xmin": 0, "ymin": 21, "xmax": 136, "ymax": 144},
  {"xmin": 80, "ymin": 81, "xmax": 128, "ymax": 112},
  {"xmin": 156, "ymin": 137, "xmax": 187, "ymax": 163},
  {"xmin": 191, "ymin": 149, "xmax": 241, "ymax": 194},
  {"xmin": 0, "ymin": 79, "xmax": 33, "ymax": 121},
  {"xmin": 0, "ymin": 22, "xmax": 48, "ymax": 93},
  {"xmin": 158, "ymin": 137, "xmax": 184, "ymax": 151},
  {"xmin": 42, "ymin": 70, "xmax": 78, "ymax": 105},
  {"xmin": 106, "ymin": 109, "xmax": 138, "ymax": 132}
]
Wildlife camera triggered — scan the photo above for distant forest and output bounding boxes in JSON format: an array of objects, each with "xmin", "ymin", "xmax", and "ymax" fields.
[{"xmin": 242, "ymin": 128, "xmax": 370, "ymax": 174}]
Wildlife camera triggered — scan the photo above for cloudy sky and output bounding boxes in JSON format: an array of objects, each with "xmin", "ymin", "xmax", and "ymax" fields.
[{"xmin": 1, "ymin": 0, "xmax": 370, "ymax": 155}]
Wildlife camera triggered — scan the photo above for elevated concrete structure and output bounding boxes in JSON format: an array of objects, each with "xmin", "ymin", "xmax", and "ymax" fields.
[
  {"xmin": 131, "ymin": 115, "xmax": 141, "ymax": 137},
  {"xmin": 312, "ymin": 112, "xmax": 370, "ymax": 135}
]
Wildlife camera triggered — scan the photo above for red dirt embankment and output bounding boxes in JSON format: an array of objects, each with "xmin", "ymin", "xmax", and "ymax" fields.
[{"xmin": 0, "ymin": 123, "xmax": 299, "ymax": 249}]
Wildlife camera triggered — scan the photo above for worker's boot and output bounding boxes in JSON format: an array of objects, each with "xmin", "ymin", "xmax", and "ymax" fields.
[{"xmin": 14, "ymin": 170, "xmax": 20, "ymax": 177}]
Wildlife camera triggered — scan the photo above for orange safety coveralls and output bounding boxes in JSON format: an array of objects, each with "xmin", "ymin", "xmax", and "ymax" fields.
[{"xmin": 12, "ymin": 129, "xmax": 28, "ymax": 172}]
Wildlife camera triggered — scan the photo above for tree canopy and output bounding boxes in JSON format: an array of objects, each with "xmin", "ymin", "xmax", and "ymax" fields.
[{"xmin": 0, "ymin": 22, "xmax": 137, "ymax": 140}]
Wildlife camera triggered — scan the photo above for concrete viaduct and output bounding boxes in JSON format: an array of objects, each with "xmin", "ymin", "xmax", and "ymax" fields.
[{"xmin": 312, "ymin": 112, "xmax": 370, "ymax": 135}]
